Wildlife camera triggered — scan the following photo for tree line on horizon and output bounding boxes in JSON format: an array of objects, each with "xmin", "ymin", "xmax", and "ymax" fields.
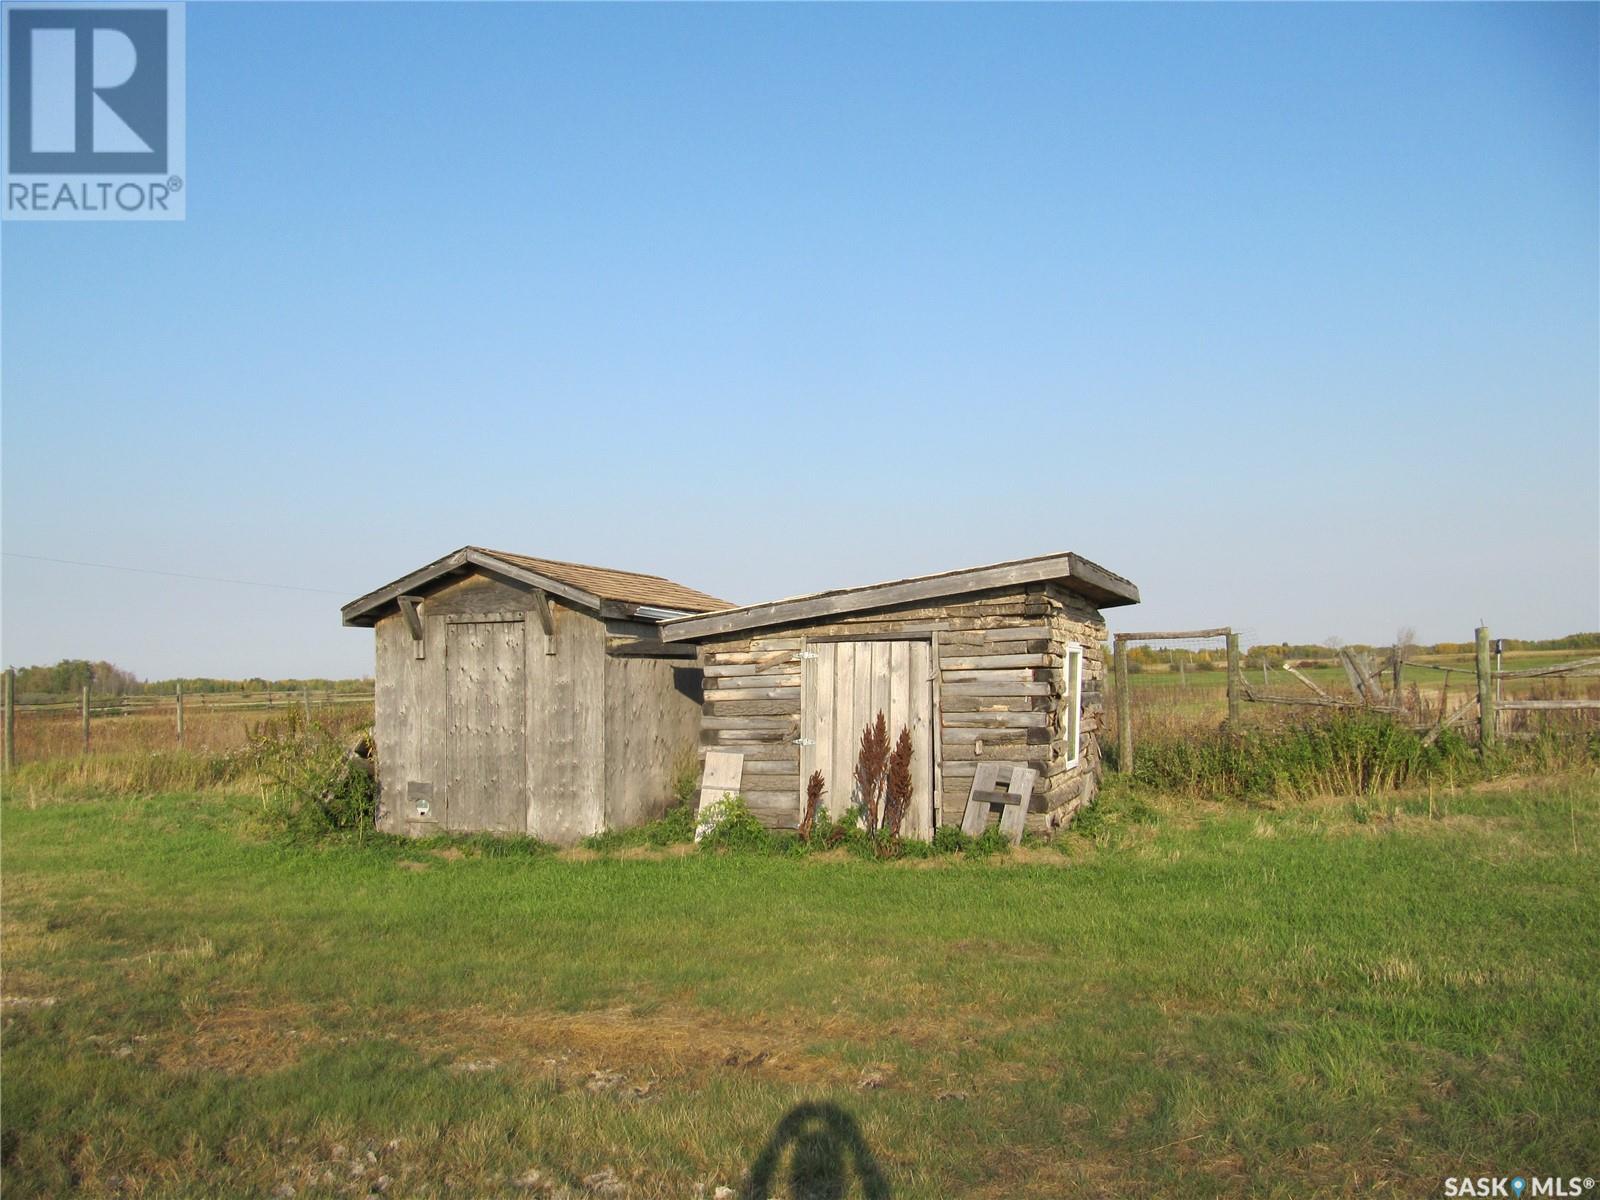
[
  {"xmin": 4, "ymin": 659, "xmax": 373, "ymax": 699},
  {"xmin": 1122, "ymin": 632, "xmax": 1600, "ymax": 673}
]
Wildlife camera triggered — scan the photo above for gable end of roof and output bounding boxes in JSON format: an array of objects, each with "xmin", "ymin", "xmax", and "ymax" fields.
[{"xmin": 341, "ymin": 547, "xmax": 731, "ymax": 627}]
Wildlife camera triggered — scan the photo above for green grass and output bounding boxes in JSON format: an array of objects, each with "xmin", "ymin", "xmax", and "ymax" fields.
[{"xmin": 4, "ymin": 778, "xmax": 1599, "ymax": 1198}]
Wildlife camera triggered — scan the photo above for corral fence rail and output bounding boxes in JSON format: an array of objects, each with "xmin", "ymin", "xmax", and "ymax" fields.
[
  {"xmin": 0, "ymin": 672, "xmax": 375, "ymax": 767},
  {"xmin": 1112, "ymin": 624, "xmax": 1600, "ymax": 773}
]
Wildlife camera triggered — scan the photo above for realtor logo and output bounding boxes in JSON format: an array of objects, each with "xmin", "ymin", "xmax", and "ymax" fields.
[{"xmin": 4, "ymin": 2, "xmax": 185, "ymax": 219}]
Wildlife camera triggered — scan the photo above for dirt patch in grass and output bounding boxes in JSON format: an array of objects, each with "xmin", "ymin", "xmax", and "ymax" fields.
[
  {"xmin": 999, "ymin": 847, "xmax": 1075, "ymax": 867},
  {"xmin": 422, "ymin": 1004, "xmax": 856, "ymax": 1089},
  {"xmin": 132, "ymin": 999, "xmax": 863, "ymax": 1090},
  {"xmin": 558, "ymin": 844, "xmax": 696, "ymax": 863},
  {"xmin": 153, "ymin": 1004, "xmax": 324, "ymax": 1076},
  {"xmin": 612, "ymin": 844, "xmax": 696, "ymax": 860}
]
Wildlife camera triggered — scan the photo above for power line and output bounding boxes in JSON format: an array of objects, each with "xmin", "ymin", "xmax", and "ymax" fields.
[{"xmin": 2, "ymin": 551, "xmax": 351, "ymax": 596}]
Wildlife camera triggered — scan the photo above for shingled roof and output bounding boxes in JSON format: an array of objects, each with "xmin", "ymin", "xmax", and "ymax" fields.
[
  {"xmin": 341, "ymin": 546, "xmax": 731, "ymax": 627},
  {"xmin": 472, "ymin": 549, "xmax": 731, "ymax": 613}
]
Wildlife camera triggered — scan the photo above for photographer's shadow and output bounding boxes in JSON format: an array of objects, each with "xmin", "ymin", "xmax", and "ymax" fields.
[{"xmin": 740, "ymin": 1102, "xmax": 891, "ymax": 1200}]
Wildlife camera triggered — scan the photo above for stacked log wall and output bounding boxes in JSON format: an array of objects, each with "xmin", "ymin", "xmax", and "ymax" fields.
[{"xmin": 694, "ymin": 582, "xmax": 1107, "ymax": 834}]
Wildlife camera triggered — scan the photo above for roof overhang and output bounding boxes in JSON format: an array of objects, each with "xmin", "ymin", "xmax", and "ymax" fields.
[
  {"xmin": 659, "ymin": 552, "xmax": 1139, "ymax": 643},
  {"xmin": 341, "ymin": 547, "xmax": 603, "ymax": 628}
]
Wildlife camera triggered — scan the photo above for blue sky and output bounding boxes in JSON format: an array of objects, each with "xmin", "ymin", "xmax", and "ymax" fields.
[{"xmin": 3, "ymin": 2, "xmax": 1596, "ymax": 678}]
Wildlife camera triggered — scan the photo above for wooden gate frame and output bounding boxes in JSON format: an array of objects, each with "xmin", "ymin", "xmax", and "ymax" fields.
[{"xmin": 1112, "ymin": 627, "xmax": 1239, "ymax": 775}]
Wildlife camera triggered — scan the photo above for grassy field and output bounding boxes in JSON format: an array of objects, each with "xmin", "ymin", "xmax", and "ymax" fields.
[{"xmin": 4, "ymin": 776, "xmax": 1598, "ymax": 1198}]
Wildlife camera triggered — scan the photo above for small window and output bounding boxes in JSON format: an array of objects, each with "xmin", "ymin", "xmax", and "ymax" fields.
[{"xmin": 1061, "ymin": 644, "xmax": 1084, "ymax": 769}]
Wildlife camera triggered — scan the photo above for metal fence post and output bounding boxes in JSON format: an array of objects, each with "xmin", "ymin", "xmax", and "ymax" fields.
[
  {"xmin": 1476, "ymin": 625, "xmax": 1495, "ymax": 750},
  {"xmin": 176, "ymin": 683, "xmax": 185, "ymax": 748},
  {"xmin": 81, "ymin": 685, "xmax": 90, "ymax": 755},
  {"xmin": 1115, "ymin": 637, "xmax": 1133, "ymax": 774}
]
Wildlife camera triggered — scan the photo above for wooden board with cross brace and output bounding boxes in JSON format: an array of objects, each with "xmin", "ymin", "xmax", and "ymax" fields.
[{"xmin": 959, "ymin": 761, "xmax": 1037, "ymax": 845}]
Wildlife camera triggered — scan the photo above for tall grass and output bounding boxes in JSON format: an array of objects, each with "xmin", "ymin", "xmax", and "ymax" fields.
[
  {"xmin": 1, "ymin": 749, "xmax": 262, "ymax": 803},
  {"xmin": 1117, "ymin": 711, "xmax": 1599, "ymax": 802},
  {"xmin": 8, "ymin": 701, "xmax": 374, "ymax": 760},
  {"xmin": 1, "ymin": 708, "xmax": 375, "ymax": 809}
]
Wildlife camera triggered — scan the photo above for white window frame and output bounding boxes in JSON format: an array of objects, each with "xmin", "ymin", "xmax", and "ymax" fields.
[{"xmin": 1061, "ymin": 643, "xmax": 1084, "ymax": 769}]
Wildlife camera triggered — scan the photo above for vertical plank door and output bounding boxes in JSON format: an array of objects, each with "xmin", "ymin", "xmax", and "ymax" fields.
[
  {"xmin": 799, "ymin": 639, "xmax": 935, "ymax": 840},
  {"xmin": 445, "ymin": 619, "xmax": 528, "ymax": 833}
]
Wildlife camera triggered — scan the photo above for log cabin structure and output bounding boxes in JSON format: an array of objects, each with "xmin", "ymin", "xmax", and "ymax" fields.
[
  {"xmin": 660, "ymin": 553, "xmax": 1139, "ymax": 837},
  {"xmin": 342, "ymin": 547, "xmax": 730, "ymax": 843}
]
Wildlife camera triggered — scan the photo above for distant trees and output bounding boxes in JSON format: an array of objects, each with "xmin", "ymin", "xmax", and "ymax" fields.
[
  {"xmin": 11, "ymin": 659, "xmax": 139, "ymax": 696},
  {"xmin": 4, "ymin": 659, "xmax": 374, "ymax": 698}
]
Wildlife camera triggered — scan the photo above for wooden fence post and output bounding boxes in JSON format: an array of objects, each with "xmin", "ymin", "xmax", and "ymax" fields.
[
  {"xmin": 1226, "ymin": 631, "xmax": 1241, "ymax": 727},
  {"xmin": 302, "ymin": 687, "xmax": 311, "ymax": 723},
  {"xmin": 1115, "ymin": 637, "xmax": 1133, "ymax": 774},
  {"xmin": 1476, "ymin": 625, "xmax": 1495, "ymax": 750},
  {"xmin": 4, "ymin": 668, "xmax": 14, "ymax": 770},
  {"xmin": 81, "ymin": 686, "xmax": 90, "ymax": 755},
  {"xmin": 176, "ymin": 683, "xmax": 185, "ymax": 748}
]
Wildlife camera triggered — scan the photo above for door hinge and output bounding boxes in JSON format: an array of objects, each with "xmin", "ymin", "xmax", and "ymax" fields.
[
  {"xmin": 799, "ymin": 650, "xmax": 819, "ymax": 660},
  {"xmin": 793, "ymin": 737, "xmax": 816, "ymax": 746}
]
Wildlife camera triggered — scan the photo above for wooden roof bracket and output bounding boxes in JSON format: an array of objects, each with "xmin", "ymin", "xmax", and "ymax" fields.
[
  {"xmin": 398, "ymin": 595, "xmax": 426, "ymax": 659},
  {"xmin": 529, "ymin": 588, "xmax": 557, "ymax": 654}
]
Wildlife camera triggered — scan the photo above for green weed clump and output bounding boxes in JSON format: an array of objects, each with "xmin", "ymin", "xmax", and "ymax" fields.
[
  {"xmin": 931, "ymin": 823, "xmax": 969, "ymax": 854},
  {"xmin": 696, "ymin": 794, "xmax": 781, "ymax": 853},
  {"xmin": 580, "ymin": 802, "xmax": 697, "ymax": 851},
  {"xmin": 243, "ymin": 713, "xmax": 376, "ymax": 842},
  {"xmin": 1131, "ymin": 713, "xmax": 1472, "ymax": 800}
]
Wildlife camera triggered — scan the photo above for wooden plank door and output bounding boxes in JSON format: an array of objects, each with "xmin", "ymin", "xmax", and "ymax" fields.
[
  {"xmin": 800, "ymin": 640, "xmax": 934, "ymax": 840},
  {"xmin": 444, "ymin": 618, "xmax": 527, "ymax": 833}
]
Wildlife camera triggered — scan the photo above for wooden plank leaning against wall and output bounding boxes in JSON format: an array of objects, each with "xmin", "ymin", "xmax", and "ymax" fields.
[{"xmin": 695, "ymin": 582, "xmax": 1107, "ymax": 834}]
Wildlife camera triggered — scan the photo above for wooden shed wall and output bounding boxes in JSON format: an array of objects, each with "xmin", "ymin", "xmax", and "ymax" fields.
[
  {"xmin": 370, "ymin": 571, "xmax": 701, "ymax": 843},
  {"xmin": 525, "ymin": 596, "xmax": 607, "ymax": 844},
  {"xmin": 693, "ymin": 582, "xmax": 1107, "ymax": 833},
  {"xmin": 371, "ymin": 573, "xmax": 608, "ymax": 841},
  {"xmin": 602, "ymin": 656, "xmax": 703, "ymax": 833}
]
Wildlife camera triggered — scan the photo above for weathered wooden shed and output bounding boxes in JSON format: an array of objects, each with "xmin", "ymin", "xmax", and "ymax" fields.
[
  {"xmin": 660, "ymin": 553, "xmax": 1139, "ymax": 837},
  {"xmin": 342, "ymin": 547, "xmax": 730, "ymax": 843}
]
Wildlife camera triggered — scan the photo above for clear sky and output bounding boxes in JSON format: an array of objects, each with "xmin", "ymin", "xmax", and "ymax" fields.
[{"xmin": 3, "ymin": 2, "xmax": 1596, "ymax": 679}]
